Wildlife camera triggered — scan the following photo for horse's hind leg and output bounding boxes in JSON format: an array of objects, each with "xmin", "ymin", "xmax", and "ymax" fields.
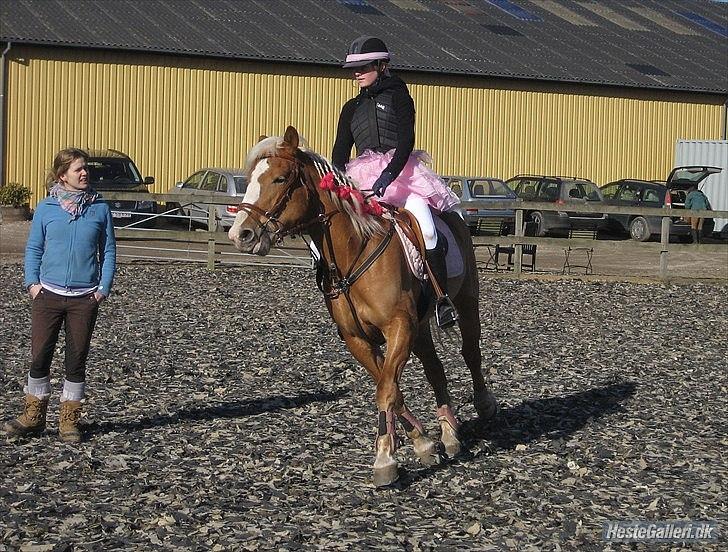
[
  {"xmin": 412, "ymin": 324, "xmax": 462, "ymax": 457},
  {"xmin": 453, "ymin": 288, "xmax": 498, "ymax": 421},
  {"xmin": 397, "ymin": 404, "xmax": 442, "ymax": 467}
]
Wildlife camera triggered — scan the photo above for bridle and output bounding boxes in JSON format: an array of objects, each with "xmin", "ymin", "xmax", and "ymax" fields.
[{"xmin": 237, "ymin": 153, "xmax": 339, "ymax": 242}]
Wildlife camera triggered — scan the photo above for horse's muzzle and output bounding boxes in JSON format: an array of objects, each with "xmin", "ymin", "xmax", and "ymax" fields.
[{"xmin": 228, "ymin": 226, "xmax": 273, "ymax": 256}]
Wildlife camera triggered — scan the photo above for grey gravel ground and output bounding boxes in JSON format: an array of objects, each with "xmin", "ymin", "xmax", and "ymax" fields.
[{"xmin": 0, "ymin": 263, "xmax": 726, "ymax": 551}]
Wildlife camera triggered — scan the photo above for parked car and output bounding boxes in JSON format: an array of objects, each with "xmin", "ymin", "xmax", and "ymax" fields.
[
  {"xmin": 504, "ymin": 175, "xmax": 606, "ymax": 236},
  {"xmin": 443, "ymin": 175, "xmax": 516, "ymax": 234},
  {"xmin": 169, "ymin": 168, "xmax": 248, "ymax": 229},
  {"xmin": 86, "ymin": 149, "xmax": 156, "ymax": 227},
  {"xmin": 600, "ymin": 166, "xmax": 721, "ymax": 241}
]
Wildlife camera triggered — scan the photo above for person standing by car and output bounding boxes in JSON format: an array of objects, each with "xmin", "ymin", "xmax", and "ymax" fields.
[
  {"xmin": 4, "ymin": 148, "xmax": 116, "ymax": 443},
  {"xmin": 683, "ymin": 184, "xmax": 711, "ymax": 244},
  {"xmin": 331, "ymin": 36, "xmax": 460, "ymax": 328}
]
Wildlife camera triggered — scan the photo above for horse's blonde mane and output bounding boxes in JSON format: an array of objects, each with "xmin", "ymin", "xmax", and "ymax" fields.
[
  {"xmin": 246, "ymin": 135, "xmax": 385, "ymax": 239},
  {"xmin": 304, "ymin": 151, "xmax": 385, "ymax": 239}
]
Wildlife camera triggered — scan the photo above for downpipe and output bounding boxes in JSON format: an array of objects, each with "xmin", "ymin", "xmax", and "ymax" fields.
[{"xmin": 0, "ymin": 42, "xmax": 11, "ymax": 188}]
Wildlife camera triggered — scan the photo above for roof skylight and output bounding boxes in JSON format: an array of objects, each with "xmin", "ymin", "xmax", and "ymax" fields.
[
  {"xmin": 485, "ymin": 0, "xmax": 542, "ymax": 21},
  {"xmin": 338, "ymin": 0, "xmax": 383, "ymax": 16},
  {"xmin": 677, "ymin": 11, "xmax": 728, "ymax": 38},
  {"xmin": 531, "ymin": 0, "xmax": 595, "ymax": 26},
  {"xmin": 580, "ymin": 2, "xmax": 647, "ymax": 31}
]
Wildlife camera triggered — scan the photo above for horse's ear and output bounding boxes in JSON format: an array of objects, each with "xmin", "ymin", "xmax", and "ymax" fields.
[
  {"xmin": 283, "ymin": 126, "xmax": 299, "ymax": 150},
  {"xmin": 258, "ymin": 134, "xmax": 267, "ymax": 142}
]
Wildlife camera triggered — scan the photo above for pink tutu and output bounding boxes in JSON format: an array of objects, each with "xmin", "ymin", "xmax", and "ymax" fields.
[{"xmin": 345, "ymin": 149, "xmax": 460, "ymax": 213}]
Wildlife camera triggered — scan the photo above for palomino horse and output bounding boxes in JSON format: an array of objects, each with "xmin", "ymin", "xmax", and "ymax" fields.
[{"xmin": 229, "ymin": 126, "xmax": 496, "ymax": 486}]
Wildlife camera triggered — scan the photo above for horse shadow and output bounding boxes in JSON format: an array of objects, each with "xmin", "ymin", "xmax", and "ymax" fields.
[
  {"xmin": 394, "ymin": 381, "xmax": 637, "ymax": 489},
  {"xmin": 84, "ymin": 388, "xmax": 349, "ymax": 437}
]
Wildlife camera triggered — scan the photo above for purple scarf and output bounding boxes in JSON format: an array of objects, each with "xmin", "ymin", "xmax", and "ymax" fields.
[{"xmin": 49, "ymin": 183, "xmax": 98, "ymax": 219}]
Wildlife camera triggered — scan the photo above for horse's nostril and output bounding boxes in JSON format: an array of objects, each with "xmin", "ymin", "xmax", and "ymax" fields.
[{"xmin": 239, "ymin": 228, "xmax": 255, "ymax": 243}]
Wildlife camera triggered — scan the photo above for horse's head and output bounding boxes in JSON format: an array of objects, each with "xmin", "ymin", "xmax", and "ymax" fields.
[{"xmin": 228, "ymin": 126, "xmax": 316, "ymax": 255}]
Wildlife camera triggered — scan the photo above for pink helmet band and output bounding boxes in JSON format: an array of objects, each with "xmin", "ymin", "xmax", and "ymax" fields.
[{"xmin": 344, "ymin": 52, "xmax": 390, "ymax": 63}]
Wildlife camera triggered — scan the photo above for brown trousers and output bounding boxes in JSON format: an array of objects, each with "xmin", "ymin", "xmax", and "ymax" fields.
[
  {"xmin": 30, "ymin": 289, "xmax": 99, "ymax": 383},
  {"xmin": 687, "ymin": 217, "xmax": 704, "ymax": 231}
]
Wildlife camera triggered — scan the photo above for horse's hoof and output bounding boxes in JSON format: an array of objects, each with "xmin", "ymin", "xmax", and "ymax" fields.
[
  {"xmin": 414, "ymin": 442, "xmax": 443, "ymax": 467},
  {"xmin": 443, "ymin": 439, "xmax": 462, "ymax": 457},
  {"xmin": 373, "ymin": 462, "xmax": 399, "ymax": 487},
  {"xmin": 475, "ymin": 391, "xmax": 498, "ymax": 421}
]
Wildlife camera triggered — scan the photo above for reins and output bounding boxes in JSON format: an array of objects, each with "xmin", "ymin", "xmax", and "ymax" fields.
[{"xmin": 238, "ymin": 151, "xmax": 395, "ymax": 341}]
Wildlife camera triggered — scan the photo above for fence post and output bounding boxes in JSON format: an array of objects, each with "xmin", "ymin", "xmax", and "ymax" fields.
[
  {"xmin": 659, "ymin": 216, "xmax": 670, "ymax": 280},
  {"xmin": 514, "ymin": 209, "xmax": 524, "ymax": 276},
  {"xmin": 207, "ymin": 204, "xmax": 216, "ymax": 270}
]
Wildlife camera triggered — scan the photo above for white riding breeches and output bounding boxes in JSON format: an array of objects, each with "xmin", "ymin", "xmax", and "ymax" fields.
[{"xmin": 404, "ymin": 195, "xmax": 438, "ymax": 249}]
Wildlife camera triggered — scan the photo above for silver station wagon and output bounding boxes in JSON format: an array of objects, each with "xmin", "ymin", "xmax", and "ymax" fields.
[{"xmin": 169, "ymin": 168, "xmax": 248, "ymax": 230}]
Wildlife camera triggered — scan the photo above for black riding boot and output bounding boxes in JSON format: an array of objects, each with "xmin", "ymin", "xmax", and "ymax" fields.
[
  {"xmin": 425, "ymin": 243, "xmax": 458, "ymax": 329},
  {"xmin": 691, "ymin": 228, "xmax": 699, "ymax": 244}
]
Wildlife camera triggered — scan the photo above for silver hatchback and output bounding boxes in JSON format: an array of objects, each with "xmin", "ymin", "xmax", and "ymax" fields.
[{"xmin": 169, "ymin": 168, "xmax": 247, "ymax": 229}]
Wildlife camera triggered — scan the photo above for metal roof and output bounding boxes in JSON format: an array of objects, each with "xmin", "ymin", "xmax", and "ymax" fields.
[{"xmin": 1, "ymin": 0, "xmax": 727, "ymax": 94}]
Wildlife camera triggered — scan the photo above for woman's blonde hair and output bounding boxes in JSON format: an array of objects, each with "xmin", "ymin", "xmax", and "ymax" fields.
[{"xmin": 46, "ymin": 148, "xmax": 89, "ymax": 188}]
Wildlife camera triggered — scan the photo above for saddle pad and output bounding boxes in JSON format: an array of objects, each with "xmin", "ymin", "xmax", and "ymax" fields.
[
  {"xmin": 435, "ymin": 217, "xmax": 464, "ymax": 279},
  {"xmin": 395, "ymin": 224, "xmax": 426, "ymax": 280},
  {"xmin": 393, "ymin": 216, "xmax": 465, "ymax": 281}
]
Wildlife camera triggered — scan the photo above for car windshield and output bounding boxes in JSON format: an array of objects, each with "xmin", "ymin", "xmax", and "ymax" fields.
[
  {"xmin": 469, "ymin": 179, "xmax": 510, "ymax": 197},
  {"xmin": 87, "ymin": 158, "xmax": 142, "ymax": 186},
  {"xmin": 233, "ymin": 177, "xmax": 247, "ymax": 193},
  {"xmin": 564, "ymin": 180, "xmax": 602, "ymax": 201}
]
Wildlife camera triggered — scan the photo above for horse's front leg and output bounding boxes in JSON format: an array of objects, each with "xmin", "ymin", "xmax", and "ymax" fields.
[{"xmin": 341, "ymin": 333, "xmax": 399, "ymax": 486}]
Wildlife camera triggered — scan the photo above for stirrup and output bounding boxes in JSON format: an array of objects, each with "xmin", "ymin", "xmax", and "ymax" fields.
[{"xmin": 435, "ymin": 297, "xmax": 458, "ymax": 329}]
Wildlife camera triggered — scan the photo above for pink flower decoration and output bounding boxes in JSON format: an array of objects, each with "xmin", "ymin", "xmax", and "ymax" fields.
[
  {"xmin": 366, "ymin": 198, "xmax": 383, "ymax": 216},
  {"xmin": 319, "ymin": 172, "xmax": 336, "ymax": 191},
  {"xmin": 337, "ymin": 186, "xmax": 351, "ymax": 199}
]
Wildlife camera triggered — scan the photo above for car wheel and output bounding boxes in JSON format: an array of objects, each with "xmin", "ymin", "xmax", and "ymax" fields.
[
  {"xmin": 629, "ymin": 217, "xmax": 651, "ymax": 242},
  {"xmin": 531, "ymin": 212, "xmax": 546, "ymax": 237}
]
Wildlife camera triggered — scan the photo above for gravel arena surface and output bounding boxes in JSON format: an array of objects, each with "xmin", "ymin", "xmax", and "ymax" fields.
[{"xmin": 0, "ymin": 263, "xmax": 726, "ymax": 551}]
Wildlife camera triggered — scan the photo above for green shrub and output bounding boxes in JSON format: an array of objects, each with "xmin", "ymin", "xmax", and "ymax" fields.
[{"xmin": 0, "ymin": 182, "xmax": 32, "ymax": 207}]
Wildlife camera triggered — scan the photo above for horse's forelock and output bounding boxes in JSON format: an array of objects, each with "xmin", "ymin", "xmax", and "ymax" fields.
[{"xmin": 245, "ymin": 136, "xmax": 284, "ymax": 175}]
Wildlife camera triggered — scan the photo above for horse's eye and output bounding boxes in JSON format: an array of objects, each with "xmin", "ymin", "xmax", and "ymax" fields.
[{"xmin": 273, "ymin": 176, "xmax": 286, "ymax": 184}]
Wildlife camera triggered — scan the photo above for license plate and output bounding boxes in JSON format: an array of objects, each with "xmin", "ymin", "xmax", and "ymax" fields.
[{"xmin": 111, "ymin": 211, "xmax": 132, "ymax": 218}]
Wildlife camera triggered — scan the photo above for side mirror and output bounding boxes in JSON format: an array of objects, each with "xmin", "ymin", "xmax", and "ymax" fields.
[
  {"xmin": 144, "ymin": 176, "xmax": 155, "ymax": 185},
  {"xmin": 175, "ymin": 181, "xmax": 184, "ymax": 188}
]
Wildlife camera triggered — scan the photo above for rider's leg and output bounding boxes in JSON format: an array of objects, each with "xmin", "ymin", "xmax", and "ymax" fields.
[{"xmin": 404, "ymin": 197, "xmax": 457, "ymax": 328}]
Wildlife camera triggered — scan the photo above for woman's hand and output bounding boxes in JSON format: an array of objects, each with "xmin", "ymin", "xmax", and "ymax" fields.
[
  {"xmin": 28, "ymin": 284, "xmax": 42, "ymax": 299},
  {"xmin": 94, "ymin": 291, "xmax": 106, "ymax": 304}
]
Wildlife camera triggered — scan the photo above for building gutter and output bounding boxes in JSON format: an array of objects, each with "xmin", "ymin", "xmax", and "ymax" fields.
[{"xmin": 0, "ymin": 42, "xmax": 11, "ymax": 187}]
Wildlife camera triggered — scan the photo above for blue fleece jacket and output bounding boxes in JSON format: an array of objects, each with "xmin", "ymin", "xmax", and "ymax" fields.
[{"xmin": 24, "ymin": 197, "xmax": 117, "ymax": 296}]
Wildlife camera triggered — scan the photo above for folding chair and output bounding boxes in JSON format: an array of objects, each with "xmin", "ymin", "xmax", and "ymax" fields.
[
  {"xmin": 474, "ymin": 218, "xmax": 506, "ymax": 271},
  {"xmin": 562, "ymin": 229, "xmax": 596, "ymax": 275},
  {"xmin": 495, "ymin": 221, "xmax": 537, "ymax": 271}
]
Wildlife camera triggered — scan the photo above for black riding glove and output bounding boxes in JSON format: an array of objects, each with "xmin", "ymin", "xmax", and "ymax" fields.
[{"xmin": 372, "ymin": 171, "xmax": 395, "ymax": 197}]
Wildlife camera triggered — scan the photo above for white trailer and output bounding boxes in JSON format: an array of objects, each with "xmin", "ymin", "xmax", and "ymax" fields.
[{"xmin": 675, "ymin": 140, "xmax": 728, "ymax": 236}]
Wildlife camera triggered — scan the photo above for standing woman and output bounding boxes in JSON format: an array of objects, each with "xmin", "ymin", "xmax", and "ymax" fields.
[
  {"xmin": 332, "ymin": 36, "xmax": 461, "ymax": 328},
  {"xmin": 4, "ymin": 148, "xmax": 116, "ymax": 443}
]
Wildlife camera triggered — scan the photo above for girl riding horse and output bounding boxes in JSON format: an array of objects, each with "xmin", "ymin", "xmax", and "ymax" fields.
[
  {"xmin": 332, "ymin": 36, "xmax": 461, "ymax": 329},
  {"xmin": 228, "ymin": 126, "xmax": 496, "ymax": 486}
]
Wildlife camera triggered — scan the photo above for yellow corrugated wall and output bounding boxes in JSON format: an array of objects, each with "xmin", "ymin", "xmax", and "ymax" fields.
[{"xmin": 4, "ymin": 45, "xmax": 724, "ymax": 207}]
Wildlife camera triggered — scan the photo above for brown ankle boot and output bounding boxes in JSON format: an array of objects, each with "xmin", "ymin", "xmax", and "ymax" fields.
[
  {"xmin": 59, "ymin": 401, "xmax": 83, "ymax": 443},
  {"xmin": 4, "ymin": 394, "xmax": 49, "ymax": 437}
]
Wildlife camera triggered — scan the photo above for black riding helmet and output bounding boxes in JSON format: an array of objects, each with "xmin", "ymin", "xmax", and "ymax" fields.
[{"xmin": 342, "ymin": 36, "xmax": 390, "ymax": 68}]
